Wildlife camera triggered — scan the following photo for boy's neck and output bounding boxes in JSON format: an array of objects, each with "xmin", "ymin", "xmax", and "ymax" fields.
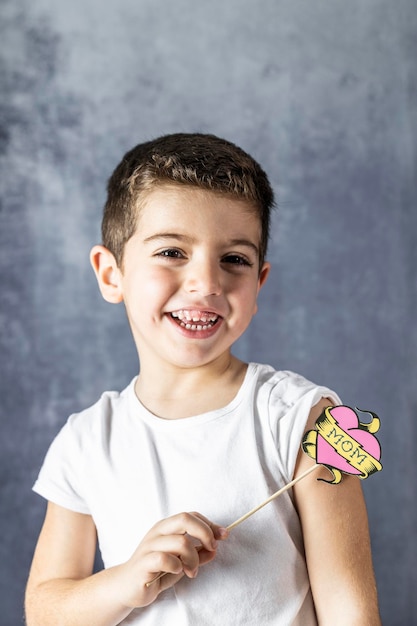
[{"xmin": 134, "ymin": 355, "xmax": 248, "ymax": 420}]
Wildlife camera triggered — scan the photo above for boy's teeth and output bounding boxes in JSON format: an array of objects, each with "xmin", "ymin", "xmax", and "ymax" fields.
[
  {"xmin": 171, "ymin": 310, "xmax": 218, "ymax": 322},
  {"xmin": 171, "ymin": 309, "xmax": 219, "ymax": 330}
]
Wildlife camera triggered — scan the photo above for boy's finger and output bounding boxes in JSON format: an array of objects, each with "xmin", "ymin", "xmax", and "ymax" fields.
[
  {"xmin": 189, "ymin": 512, "xmax": 229, "ymax": 541},
  {"xmin": 145, "ymin": 551, "xmax": 183, "ymax": 578},
  {"xmin": 187, "ymin": 513, "xmax": 229, "ymax": 543},
  {"xmin": 153, "ymin": 512, "xmax": 219, "ymax": 551},
  {"xmin": 147, "ymin": 535, "xmax": 201, "ymax": 576}
]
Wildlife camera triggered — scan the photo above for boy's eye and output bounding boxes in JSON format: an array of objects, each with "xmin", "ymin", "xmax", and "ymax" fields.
[
  {"xmin": 222, "ymin": 254, "xmax": 252, "ymax": 267},
  {"xmin": 157, "ymin": 249, "xmax": 185, "ymax": 259}
]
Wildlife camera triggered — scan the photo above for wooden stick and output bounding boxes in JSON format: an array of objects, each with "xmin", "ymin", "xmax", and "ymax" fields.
[
  {"xmin": 146, "ymin": 570, "xmax": 173, "ymax": 587},
  {"xmin": 226, "ymin": 464, "xmax": 319, "ymax": 530},
  {"xmin": 145, "ymin": 464, "xmax": 320, "ymax": 588}
]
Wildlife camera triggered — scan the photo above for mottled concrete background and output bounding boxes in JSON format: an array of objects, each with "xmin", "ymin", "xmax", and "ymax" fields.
[{"xmin": 1, "ymin": 1, "xmax": 415, "ymax": 623}]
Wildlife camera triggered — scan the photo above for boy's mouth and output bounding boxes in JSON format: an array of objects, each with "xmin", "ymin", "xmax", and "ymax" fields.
[{"xmin": 170, "ymin": 310, "xmax": 220, "ymax": 331}]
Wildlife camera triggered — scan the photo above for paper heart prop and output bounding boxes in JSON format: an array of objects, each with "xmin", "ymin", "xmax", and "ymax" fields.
[{"xmin": 302, "ymin": 405, "xmax": 382, "ymax": 484}]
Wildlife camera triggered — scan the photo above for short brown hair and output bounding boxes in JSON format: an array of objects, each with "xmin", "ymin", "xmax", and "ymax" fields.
[{"xmin": 102, "ymin": 133, "xmax": 275, "ymax": 267}]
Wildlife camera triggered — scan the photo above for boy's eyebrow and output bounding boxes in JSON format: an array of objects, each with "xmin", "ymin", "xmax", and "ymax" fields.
[
  {"xmin": 143, "ymin": 233, "xmax": 259, "ymax": 254},
  {"xmin": 143, "ymin": 233, "xmax": 193, "ymax": 244},
  {"xmin": 227, "ymin": 238, "xmax": 259, "ymax": 255}
]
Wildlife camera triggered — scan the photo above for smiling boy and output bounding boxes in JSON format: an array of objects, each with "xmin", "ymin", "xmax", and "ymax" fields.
[
  {"xmin": 26, "ymin": 133, "xmax": 381, "ymax": 625},
  {"xmin": 96, "ymin": 185, "xmax": 269, "ymax": 417}
]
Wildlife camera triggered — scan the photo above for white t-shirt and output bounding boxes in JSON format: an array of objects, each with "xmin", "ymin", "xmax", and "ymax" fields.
[{"xmin": 33, "ymin": 363, "xmax": 341, "ymax": 625}]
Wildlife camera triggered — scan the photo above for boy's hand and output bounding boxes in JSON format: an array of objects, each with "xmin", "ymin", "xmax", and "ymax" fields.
[{"xmin": 118, "ymin": 511, "xmax": 228, "ymax": 609}]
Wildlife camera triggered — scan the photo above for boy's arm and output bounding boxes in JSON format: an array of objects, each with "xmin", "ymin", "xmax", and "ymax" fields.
[
  {"xmin": 25, "ymin": 502, "xmax": 225, "ymax": 626},
  {"xmin": 293, "ymin": 399, "xmax": 381, "ymax": 626},
  {"xmin": 25, "ymin": 502, "xmax": 133, "ymax": 626}
]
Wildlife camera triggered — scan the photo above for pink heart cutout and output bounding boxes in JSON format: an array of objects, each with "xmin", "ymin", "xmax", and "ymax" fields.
[{"xmin": 316, "ymin": 406, "xmax": 381, "ymax": 475}]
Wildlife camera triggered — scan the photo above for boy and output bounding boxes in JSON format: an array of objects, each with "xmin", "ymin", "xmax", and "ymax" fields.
[{"xmin": 25, "ymin": 133, "xmax": 381, "ymax": 625}]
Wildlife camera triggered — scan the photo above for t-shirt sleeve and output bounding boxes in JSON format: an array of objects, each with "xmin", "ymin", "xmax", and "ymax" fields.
[
  {"xmin": 267, "ymin": 371, "xmax": 342, "ymax": 483},
  {"xmin": 33, "ymin": 416, "xmax": 91, "ymax": 515}
]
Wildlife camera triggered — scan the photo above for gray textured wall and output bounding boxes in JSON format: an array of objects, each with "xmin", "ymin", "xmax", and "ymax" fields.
[{"xmin": 1, "ymin": 1, "xmax": 416, "ymax": 624}]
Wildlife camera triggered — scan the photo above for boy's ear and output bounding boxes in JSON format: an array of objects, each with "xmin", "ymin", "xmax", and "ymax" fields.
[
  {"xmin": 253, "ymin": 261, "xmax": 271, "ymax": 315},
  {"xmin": 90, "ymin": 245, "xmax": 123, "ymax": 303},
  {"xmin": 258, "ymin": 262, "xmax": 270, "ymax": 291}
]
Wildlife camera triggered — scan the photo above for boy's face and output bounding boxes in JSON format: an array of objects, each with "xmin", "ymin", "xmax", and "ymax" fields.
[{"xmin": 95, "ymin": 185, "xmax": 270, "ymax": 372}]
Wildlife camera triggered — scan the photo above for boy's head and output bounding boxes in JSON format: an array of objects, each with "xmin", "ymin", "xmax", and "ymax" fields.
[{"xmin": 102, "ymin": 133, "xmax": 275, "ymax": 269}]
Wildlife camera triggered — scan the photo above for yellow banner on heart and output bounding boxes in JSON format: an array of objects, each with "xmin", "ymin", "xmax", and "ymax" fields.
[{"xmin": 303, "ymin": 407, "xmax": 383, "ymax": 484}]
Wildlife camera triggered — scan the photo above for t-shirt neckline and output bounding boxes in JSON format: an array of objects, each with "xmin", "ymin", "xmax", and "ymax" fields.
[{"xmin": 127, "ymin": 362, "xmax": 258, "ymax": 430}]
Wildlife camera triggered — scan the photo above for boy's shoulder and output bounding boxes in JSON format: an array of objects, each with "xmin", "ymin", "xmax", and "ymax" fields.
[
  {"xmin": 252, "ymin": 362, "xmax": 339, "ymax": 414},
  {"xmin": 65, "ymin": 377, "xmax": 136, "ymax": 435},
  {"xmin": 253, "ymin": 363, "xmax": 320, "ymax": 396}
]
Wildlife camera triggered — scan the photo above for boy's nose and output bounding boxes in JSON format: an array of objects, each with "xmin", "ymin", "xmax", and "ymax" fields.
[{"xmin": 184, "ymin": 259, "xmax": 222, "ymax": 297}]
